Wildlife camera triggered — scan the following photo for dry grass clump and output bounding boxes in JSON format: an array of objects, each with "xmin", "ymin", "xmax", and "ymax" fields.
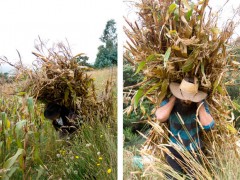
[
  {"xmin": 137, "ymin": 122, "xmax": 240, "ymax": 179},
  {"xmin": 124, "ymin": 0, "xmax": 240, "ymax": 148}
]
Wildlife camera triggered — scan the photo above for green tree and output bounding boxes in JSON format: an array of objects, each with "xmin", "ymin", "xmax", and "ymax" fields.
[
  {"xmin": 76, "ymin": 55, "xmax": 92, "ymax": 67},
  {"xmin": 94, "ymin": 19, "xmax": 117, "ymax": 68}
]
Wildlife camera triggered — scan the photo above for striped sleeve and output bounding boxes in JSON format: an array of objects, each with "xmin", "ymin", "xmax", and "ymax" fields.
[
  {"xmin": 160, "ymin": 99, "xmax": 169, "ymax": 107},
  {"xmin": 203, "ymin": 100, "xmax": 210, "ymax": 114},
  {"xmin": 203, "ymin": 120, "xmax": 215, "ymax": 131}
]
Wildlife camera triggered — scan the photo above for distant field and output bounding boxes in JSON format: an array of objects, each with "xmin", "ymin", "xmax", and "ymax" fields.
[{"xmin": 88, "ymin": 66, "xmax": 117, "ymax": 97}]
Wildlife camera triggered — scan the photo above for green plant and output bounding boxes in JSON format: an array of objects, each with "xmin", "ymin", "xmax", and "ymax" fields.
[
  {"xmin": 94, "ymin": 19, "xmax": 117, "ymax": 68},
  {"xmin": 0, "ymin": 67, "xmax": 117, "ymax": 179}
]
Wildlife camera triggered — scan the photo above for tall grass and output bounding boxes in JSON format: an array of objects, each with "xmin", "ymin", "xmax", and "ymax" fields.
[
  {"xmin": 88, "ymin": 66, "xmax": 117, "ymax": 98},
  {"xmin": 124, "ymin": 121, "xmax": 240, "ymax": 180},
  {"xmin": 0, "ymin": 67, "xmax": 117, "ymax": 179},
  {"xmin": 46, "ymin": 121, "xmax": 117, "ymax": 179}
]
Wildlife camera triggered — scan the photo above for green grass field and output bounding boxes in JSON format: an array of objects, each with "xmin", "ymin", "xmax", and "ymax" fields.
[{"xmin": 0, "ymin": 67, "xmax": 117, "ymax": 180}]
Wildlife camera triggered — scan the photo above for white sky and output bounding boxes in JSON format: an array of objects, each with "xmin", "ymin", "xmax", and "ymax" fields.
[
  {"xmin": 124, "ymin": 0, "xmax": 240, "ymax": 42},
  {"xmin": 0, "ymin": 0, "xmax": 120, "ymax": 72},
  {"xmin": 1, "ymin": 0, "xmax": 240, "ymax": 73}
]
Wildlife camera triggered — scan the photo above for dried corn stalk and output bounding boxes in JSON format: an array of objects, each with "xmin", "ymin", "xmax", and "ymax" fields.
[
  {"xmin": 124, "ymin": 0, "xmax": 240, "ymax": 153},
  {"xmin": 9, "ymin": 40, "xmax": 115, "ymax": 124}
]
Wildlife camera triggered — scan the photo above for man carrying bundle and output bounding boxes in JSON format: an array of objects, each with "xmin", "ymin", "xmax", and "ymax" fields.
[
  {"xmin": 44, "ymin": 103, "xmax": 79, "ymax": 137},
  {"xmin": 155, "ymin": 77, "xmax": 215, "ymax": 178}
]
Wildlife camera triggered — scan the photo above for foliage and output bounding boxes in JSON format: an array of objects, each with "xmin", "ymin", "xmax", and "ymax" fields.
[
  {"xmin": 123, "ymin": 99, "xmax": 153, "ymax": 147},
  {"xmin": 227, "ymin": 83, "xmax": 240, "ymax": 129},
  {"xmin": 76, "ymin": 55, "xmax": 92, "ymax": 67},
  {"xmin": 123, "ymin": 63, "xmax": 143, "ymax": 87},
  {"xmin": 48, "ymin": 122, "xmax": 117, "ymax": 180},
  {"xmin": 0, "ymin": 96, "xmax": 58, "ymax": 180},
  {"xmin": 124, "ymin": 0, "xmax": 240, "ymax": 150},
  {"xmin": 29, "ymin": 40, "xmax": 96, "ymax": 112},
  {"xmin": 123, "ymin": 61, "xmax": 151, "ymax": 146},
  {"xmin": 0, "ymin": 67, "xmax": 117, "ymax": 179},
  {"xmin": 94, "ymin": 20, "xmax": 117, "ymax": 68},
  {"xmin": 225, "ymin": 52, "xmax": 240, "ymax": 129},
  {"xmin": 0, "ymin": 73, "xmax": 13, "ymax": 84},
  {"xmin": 124, "ymin": 0, "xmax": 240, "ymax": 179}
]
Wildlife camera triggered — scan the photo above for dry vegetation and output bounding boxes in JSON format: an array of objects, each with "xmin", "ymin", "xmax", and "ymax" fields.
[
  {"xmin": 124, "ymin": 0, "xmax": 240, "ymax": 179},
  {"xmin": 88, "ymin": 67, "xmax": 117, "ymax": 98},
  {"xmin": 0, "ymin": 40, "xmax": 117, "ymax": 179}
]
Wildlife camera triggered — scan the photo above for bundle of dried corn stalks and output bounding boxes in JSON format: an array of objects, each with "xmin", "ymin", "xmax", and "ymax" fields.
[
  {"xmin": 1, "ymin": 40, "xmax": 115, "ymax": 123},
  {"xmin": 124, "ymin": 0, "xmax": 240, "ymax": 153}
]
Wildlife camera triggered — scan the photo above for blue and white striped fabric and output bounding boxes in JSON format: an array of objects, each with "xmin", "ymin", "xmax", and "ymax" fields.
[{"xmin": 161, "ymin": 99, "xmax": 215, "ymax": 150}]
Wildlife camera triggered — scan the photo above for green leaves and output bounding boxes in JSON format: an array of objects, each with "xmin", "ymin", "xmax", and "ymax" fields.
[
  {"xmin": 182, "ymin": 49, "xmax": 199, "ymax": 72},
  {"xmin": 186, "ymin": 6, "xmax": 193, "ymax": 21},
  {"xmin": 168, "ymin": 3, "xmax": 177, "ymax": 14},
  {"xmin": 3, "ymin": 148, "xmax": 24, "ymax": 169},
  {"xmin": 95, "ymin": 19, "xmax": 117, "ymax": 68},
  {"xmin": 27, "ymin": 97, "xmax": 34, "ymax": 114},
  {"xmin": 16, "ymin": 92, "xmax": 26, "ymax": 96},
  {"xmin": 164, "ymin": 48, "xmax": 171, "ymax": 68},
  {"xmin": 134, "ymin": 88, "xmax": 144, "ymax": 109},
  {"xmin": 15, "ymin": 120, "xmax": 27, "ymax": 138},
  {"xmin": 2, "ymin": 149, "xmax": 25, "ymax": 180},
  {"xmin": 146, "ymin": 54, "xmax": 157, "ymax": 61},
  {"xmin": 135, "ymin": 61, "xmax": 146, "ymax": 75},
  {"xmin": 182, "ymin": 58, "xmax": 194, "ymax": 72},
  {"xmin": 212, "ymin": 79, "xmax": 220, "ymax": 94},
  {"xmin": 135, "ymin": 54, "xmax": 158, "ymax": 74},
  {"xmin": 134, "ymin": 79, "xmax": 169, "ymax": 109},
  {"xmin": 36, "ymin": 165, "xmax": 45, "ymax": 180},
  {"xmin": 134, "ymin": 50, "xmax": 171, "ymax": 75},
  {"xmin": 158, "ymin": 79, "xmax": 168, "ymax": 104},
  {"xmin": 1, "ymin": 112, "xmax": 7, "ymax": 130},
  {"xmin": 145, "ymin": 82, "xmax": 162, "ymax": 96},
  {"xmin": 166, "ymin": 3, "xmax": 177, "ymax": 21}
]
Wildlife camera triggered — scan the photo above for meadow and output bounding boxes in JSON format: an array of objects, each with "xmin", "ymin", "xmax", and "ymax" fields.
[{"xmin": 0, "ymin": 67, "xmax": 117, "ymax": 180}]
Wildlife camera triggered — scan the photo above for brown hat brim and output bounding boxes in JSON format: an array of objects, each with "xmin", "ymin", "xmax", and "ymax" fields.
[{"xmin": 169, "ymin": 82, "xmax": 207, "ymax": 102}]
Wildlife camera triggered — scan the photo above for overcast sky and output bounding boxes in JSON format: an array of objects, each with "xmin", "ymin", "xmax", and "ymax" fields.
[
  {"xmin": 1, "ymin": 0, "xmax": 240, "ymax": 73},
  {"xmin": 0, "ymin": 0, "xmax": 120, "ymax": 72},
  {"xmin": 124, "ymin": 0, "xmax": 240, "ymax": 41}
]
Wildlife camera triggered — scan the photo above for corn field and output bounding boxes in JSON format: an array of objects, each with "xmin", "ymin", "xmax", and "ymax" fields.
[{"xmin": 0, "ymin": 40, "xmax": 117, "ymax": 179}]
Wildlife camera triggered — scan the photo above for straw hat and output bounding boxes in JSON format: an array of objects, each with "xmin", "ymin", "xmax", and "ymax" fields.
[{"xmin": 169, "ymin": 77, "xmax": 207, "ymax": 102}]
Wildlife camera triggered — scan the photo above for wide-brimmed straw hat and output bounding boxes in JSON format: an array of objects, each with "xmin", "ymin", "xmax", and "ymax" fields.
[{"xmin": 169, "ymin": 77, "xmax": 207, "ymax": 102}]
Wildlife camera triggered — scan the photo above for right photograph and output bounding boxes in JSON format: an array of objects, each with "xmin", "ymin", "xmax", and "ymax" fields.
[{"xmin": 123, "ymin": 0, "xmax": 240, "ymax": 179}]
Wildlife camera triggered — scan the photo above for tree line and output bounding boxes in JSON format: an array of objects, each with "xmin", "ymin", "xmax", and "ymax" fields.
[{"xmin": 77, "ymin": 19, "xmax": 117, "ymax": 68}]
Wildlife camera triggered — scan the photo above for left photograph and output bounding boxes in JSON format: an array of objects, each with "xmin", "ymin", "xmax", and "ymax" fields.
[{"xmin": 0, "ymin": 0, "xmax": 117, "ymax": 179}]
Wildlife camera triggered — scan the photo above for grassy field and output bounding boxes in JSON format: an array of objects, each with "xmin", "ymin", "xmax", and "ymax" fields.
[
  {"xmin": 87, "ymin": 67, "xmax": 117, "ymax": 98},
  {"xmin": 0, "ymin": 67, "xmax": 117, "ymax": 180}
]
